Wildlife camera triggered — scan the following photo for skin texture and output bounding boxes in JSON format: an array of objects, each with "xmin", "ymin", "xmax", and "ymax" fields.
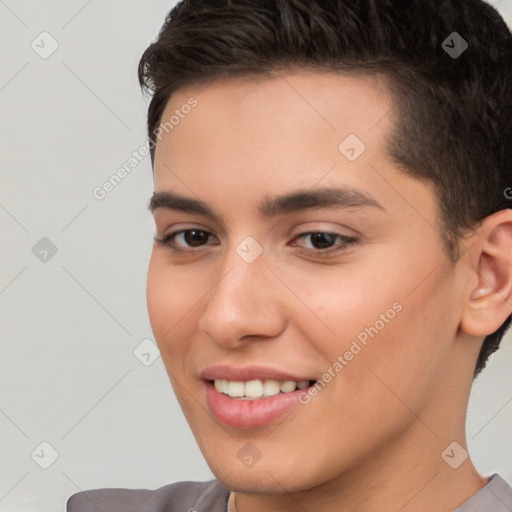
[{"xmin": 146, "ymin": 70, "xmax": 512, "ymax": 512}]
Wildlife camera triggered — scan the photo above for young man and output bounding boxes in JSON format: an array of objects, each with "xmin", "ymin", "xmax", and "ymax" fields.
[{"xmin": 67, "ymin": 0, "xmax": 512, "ymax": 510}]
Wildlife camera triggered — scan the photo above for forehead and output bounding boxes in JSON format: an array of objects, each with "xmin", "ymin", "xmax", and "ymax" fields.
[
  {"xmin": 161, "ymin": 69, "xmax": 392, "ymax": 146},
  {"xmin": 154, "ymin": 70, "xmax": 395, "ymax": 180}
]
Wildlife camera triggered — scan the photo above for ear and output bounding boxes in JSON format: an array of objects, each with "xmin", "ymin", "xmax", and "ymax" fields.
[{"xmin": 460, "ymin": 209, "xmax": 512, "ymax": 336}]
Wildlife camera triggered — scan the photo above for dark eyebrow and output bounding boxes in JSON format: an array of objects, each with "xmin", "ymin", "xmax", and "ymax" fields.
[{"xmin": 148, "ymin": 187, "xmax": 385, "ymax": 220}]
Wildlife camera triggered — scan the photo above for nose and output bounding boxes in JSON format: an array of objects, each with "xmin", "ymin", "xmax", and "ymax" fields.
[{"xmin": 197, "ymin": 245, "xmax": 287, "ymax": 348}]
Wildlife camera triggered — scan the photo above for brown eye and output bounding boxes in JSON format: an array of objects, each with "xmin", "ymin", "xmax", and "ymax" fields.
[
  {"xmin": 307, "ymin": 232, "xmax": 337, "ymax": 249},
  {"xmin": 155, "ymin": 229, "xmax": 218, "ymax": 253},
  {"xmin": 291, "ymin": 232, "xmax": 358, "ymax": 257},
  {"xmin": 182, "ymin": 230, "xmax": 210, "ymax": 247}
]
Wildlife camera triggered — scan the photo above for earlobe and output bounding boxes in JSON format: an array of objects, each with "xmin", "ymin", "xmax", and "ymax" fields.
[{"xmin": 460, "ymin": 209, "xmax": 512, "ymax": 336}]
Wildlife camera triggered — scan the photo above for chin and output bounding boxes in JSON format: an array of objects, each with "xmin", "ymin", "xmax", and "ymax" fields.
[
  {"xmin": 199, "ymin": 440, "xmax": 344, "ymax": 495},
  {"xmin": 213, "ymin": 466, "xmax": 314, "ymax": 494}
]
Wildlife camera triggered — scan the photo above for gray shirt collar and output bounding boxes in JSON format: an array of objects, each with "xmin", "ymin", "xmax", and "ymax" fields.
[{"xmin": 455, "ymin": 474, "xmax": 512, "ymax": 511}]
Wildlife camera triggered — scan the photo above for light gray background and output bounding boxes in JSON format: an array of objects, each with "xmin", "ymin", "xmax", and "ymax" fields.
[{"xmin": 1, "ymin": 1, "xmax": 512, "ymax": 511}]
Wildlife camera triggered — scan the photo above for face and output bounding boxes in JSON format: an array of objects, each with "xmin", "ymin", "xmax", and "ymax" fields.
[{"xmin": 147, "ymin": 70, "xmax": 470, "ymax": 493}]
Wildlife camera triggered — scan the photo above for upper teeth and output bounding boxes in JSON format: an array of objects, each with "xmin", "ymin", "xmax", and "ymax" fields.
[{"xmin": 214, "ymin": 379, "xmax": 310, "ymax": 399}]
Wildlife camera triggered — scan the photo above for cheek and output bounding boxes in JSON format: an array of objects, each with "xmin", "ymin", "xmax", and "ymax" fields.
[
  {"xmin": 347, "ymin": 274, "xmax": 457, "ymax": 415},
  {"xmin": 292, "ymin": 253, "xmax": 458, "ymax": 396},
  {"xmin": 146, "ymin": 256, "xmax": 171, "ymax": 340},
  {"xmin": 146, "ymin": 254, "xmax": 197, "ymax": 357},
  {"xmin": 286, "ymin": 259, "xmax": 405, "ymax": 354}
]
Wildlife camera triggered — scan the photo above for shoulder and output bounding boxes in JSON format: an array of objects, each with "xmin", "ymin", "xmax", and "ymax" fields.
[
  {"xmin": 455, "ymin": 473, "xmax": 512, "ymax": 511},
  {"xmin": 66, "ymin": 479, "xmax": 230, "ymax": 512}
]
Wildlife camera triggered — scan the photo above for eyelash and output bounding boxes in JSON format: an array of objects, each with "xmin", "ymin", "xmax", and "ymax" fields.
[{"xmin": 154, "ymin": 229, "xmax": 358, "ymax": 258}]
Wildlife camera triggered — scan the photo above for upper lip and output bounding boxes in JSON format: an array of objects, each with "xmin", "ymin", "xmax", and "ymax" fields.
[{"xmin": 200, "ymin": 365, "xmax": 317, "ymax": 382}]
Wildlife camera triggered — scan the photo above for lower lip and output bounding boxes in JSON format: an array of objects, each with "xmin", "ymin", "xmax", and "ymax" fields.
[{"xmin": 204, "ymin": 381, "xmax": 307, "ymax": 429}]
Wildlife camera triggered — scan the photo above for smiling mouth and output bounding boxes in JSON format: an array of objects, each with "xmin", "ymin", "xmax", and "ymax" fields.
[{"xmin": 210, "ymin": 378, "xmax": 318, "ymax": 400}]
